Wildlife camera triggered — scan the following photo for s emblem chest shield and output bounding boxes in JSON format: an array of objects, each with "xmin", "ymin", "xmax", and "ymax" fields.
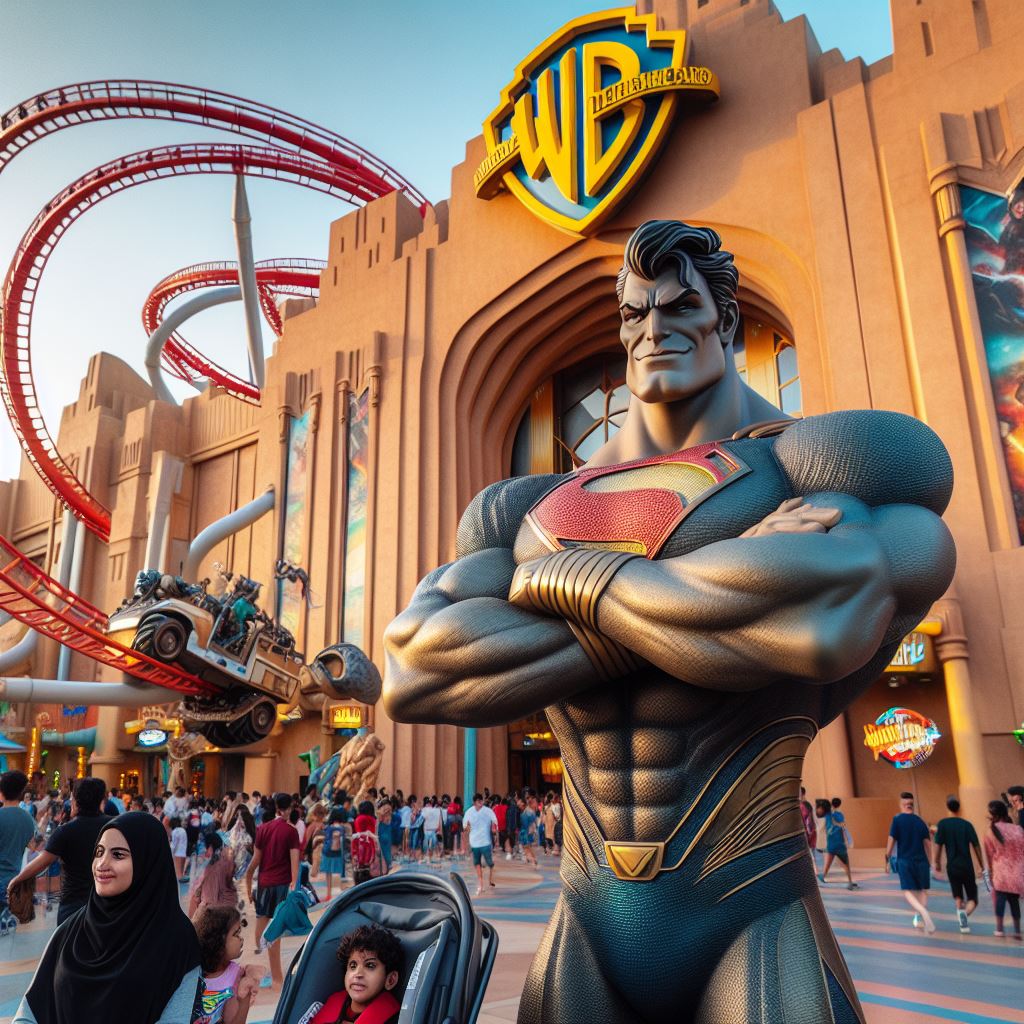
[{"xmin": 525, "ymin": 442, "xmax": 749, "ymax": 558}]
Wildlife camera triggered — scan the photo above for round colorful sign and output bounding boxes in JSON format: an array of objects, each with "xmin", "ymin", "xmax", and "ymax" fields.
[
  {"xmin": 863, "ymin": 707, "xmax": 940, "ymax": 769},
  {"xmin": 138, "ymin": 728, "xmax": 168, "ymax": 748}
]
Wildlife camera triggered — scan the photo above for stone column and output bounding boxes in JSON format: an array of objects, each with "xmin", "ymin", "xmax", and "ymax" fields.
[
  {"xmin": 934, "ymin": 596, "xmax": 992, "ymax": 831},
  {"xmin": 243, "ymin": 752, "xmax": 278, "ymax": 795},
  {"xmin": 818, "ymin": 714, "xmax": 855, "ymax": 799},
  {"xmin": 89, "ymin": 705, "xmax": 126, "ymax": 783}
]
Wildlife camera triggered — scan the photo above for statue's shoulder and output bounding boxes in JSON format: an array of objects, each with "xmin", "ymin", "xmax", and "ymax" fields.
[
  {"xmin": 456, "ymin": 473, "xmax": 565, "ymax": 557},
  {"xmin": 770, "ymin": 410, "xmax": 953, "ymax": 515}
]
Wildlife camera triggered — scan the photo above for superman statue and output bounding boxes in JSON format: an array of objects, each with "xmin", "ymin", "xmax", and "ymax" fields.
[{"xmin": 383, "ymin": 220, "xmax": 956, "ymax": 1024}]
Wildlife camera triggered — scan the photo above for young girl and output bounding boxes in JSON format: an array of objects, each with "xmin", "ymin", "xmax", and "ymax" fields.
[
  {"xmin": 518, "ymin": 798, "xmax": 538, "ymax": 867},
  {"xmin": 169, "ymin": 815, "xmax": 188, "ymax": 882},
  {"xmin": 193, "ymin": 905, "xmax": 262, "ymax": 1024},
  {"xmin": 321, "ymin": 808, "xmax": 348, "ymax": 899},
  {"xmin": 982, "ymin": 799, "xmax": 1024, "ymax": 939}
]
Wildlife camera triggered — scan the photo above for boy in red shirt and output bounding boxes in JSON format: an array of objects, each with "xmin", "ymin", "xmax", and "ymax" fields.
[{"xmin": 308, "ymin": 924, "xmax": 402, "ymax": 1023}]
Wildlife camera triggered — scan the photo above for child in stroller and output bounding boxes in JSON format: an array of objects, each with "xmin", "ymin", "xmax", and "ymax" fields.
[
  {"xmin": 273, "ymin": 872, "xmax": 496, "ymax": 1024},
  {"xmin": 305, "ymin": 923, "xmax": 401, "ymax": 1023}
]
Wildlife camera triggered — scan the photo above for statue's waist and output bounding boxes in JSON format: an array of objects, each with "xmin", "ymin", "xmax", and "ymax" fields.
[{"xmin": 562, "ymin": 717, "xmax": 817, "ymax": 885}]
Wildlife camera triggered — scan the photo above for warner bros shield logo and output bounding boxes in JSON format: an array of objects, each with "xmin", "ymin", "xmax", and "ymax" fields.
[{"xmin": 474, "ymin": 7, "xmax": 719, "ymax": 236}]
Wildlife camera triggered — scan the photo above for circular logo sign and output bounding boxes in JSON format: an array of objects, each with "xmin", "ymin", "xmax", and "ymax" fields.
[
  {"xmin": 863, "ymin": 708, "xmax": 940, "ymax": 769},
  {"xmin": 138, "ymin": 728, "xmax": 168, "ymax": 748}
]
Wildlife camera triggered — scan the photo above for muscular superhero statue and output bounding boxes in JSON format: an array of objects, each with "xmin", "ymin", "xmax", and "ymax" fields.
[{"xmin": 383, "ymin": 220, "xmax": 956, "ymax": 1024}]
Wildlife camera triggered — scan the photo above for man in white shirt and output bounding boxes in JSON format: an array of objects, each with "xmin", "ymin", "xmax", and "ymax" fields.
[
  {"xmin": 421, "ymin": 798, "xmax": 444, "ymax": 864},
  {"xmin": 463, "ymin": 793, "xmax": 499, "ymax": 896},
  {"xmin": 163, "ymin": 786, "xmax": 186, "ymax": 821}
]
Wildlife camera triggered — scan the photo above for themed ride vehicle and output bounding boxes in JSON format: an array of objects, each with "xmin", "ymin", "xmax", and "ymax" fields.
[{"xmin": 106, "ymin": 569, "xmax": 380, "ymax": 747}]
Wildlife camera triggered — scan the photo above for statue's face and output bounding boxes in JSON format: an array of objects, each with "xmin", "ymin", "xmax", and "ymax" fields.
[{"xmin": 619, "ymin": 260, "xmax": 737, "ymax": 404}]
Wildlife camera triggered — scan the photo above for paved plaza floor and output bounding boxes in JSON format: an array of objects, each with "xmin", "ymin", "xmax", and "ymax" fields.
[{"xmin": 0, "ymin": 855, "xmax": 1021, "ymax": 1023}]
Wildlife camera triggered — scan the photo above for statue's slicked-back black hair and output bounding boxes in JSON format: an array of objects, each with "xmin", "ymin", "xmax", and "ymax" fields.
[{"xmin": 616, "ymin": 220, "xmax": 739, "ymax": 320}]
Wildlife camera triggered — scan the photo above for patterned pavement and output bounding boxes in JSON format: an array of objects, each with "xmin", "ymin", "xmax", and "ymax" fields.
[{"xmin": 0, "ymin": 855, "xmax": 1022, "ymax": 1023}]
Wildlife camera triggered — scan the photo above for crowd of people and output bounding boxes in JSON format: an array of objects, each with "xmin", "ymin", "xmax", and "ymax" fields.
[
  {"xmin": 800, "ymin": 783, "xmax": 1024, "ymax": 939},
  {"xmin": 0, "ymin": 769, "xmax": 565, "ymax": 1023}
]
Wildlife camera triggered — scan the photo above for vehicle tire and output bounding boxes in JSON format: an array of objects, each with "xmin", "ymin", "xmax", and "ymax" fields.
[
  {"xmin": 197, "ymin": 699, "xmax": 277, "ymax": 748},
  {"xmin": 132, "ymin": 615, "xmax": 188, "ymax": 663}
]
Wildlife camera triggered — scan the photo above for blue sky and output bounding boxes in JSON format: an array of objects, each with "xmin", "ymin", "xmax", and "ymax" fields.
[{"xmin": 0, "ymin": 1, "xmax": 893, "ymax": 479}]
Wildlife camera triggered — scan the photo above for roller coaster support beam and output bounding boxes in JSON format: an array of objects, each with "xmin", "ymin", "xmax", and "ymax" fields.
[
  {"xmin": 184, "ymin": 487, "xmax": 275, "ymax": 581},
  {"xmin": 56, "ymin": 509, "xmax": 85, "ymax": 681},
  {"xmin": 0, "ymin": 676, "xmax": 181, "ymax": 707},
  {"xmin": 1, "ymin": 510, "xmax": 78, "ymax": 675},
  {"xmin": 233, "ymin": 175, "xmax": 264, "ymax": 390},
  {"xmin": 144, "ymin": 287, "xmax": 241, "ymax": 403}
]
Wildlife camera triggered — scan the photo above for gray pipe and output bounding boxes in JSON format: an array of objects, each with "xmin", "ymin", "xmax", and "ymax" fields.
[
  {"xmin": 0, "ymin": 677, "xmax": 180, "ymax": 707},
  {"xmin": 144, "ymin": 287, "xmax": 241, "ymax": 404},
  {"xmin": 183, "ymin": 487, "xmax": 275, "ymax": 581},
  {"xmin": 233, "ymin": 174, "xmax": 265, "ymax": 389},
  {"xmin": 56, "ymin": 511, "xmax": 86, "ymax": 681},
  {"xmin": 0, "ymin": 511, "xmax": 78, "ymax": 675}
]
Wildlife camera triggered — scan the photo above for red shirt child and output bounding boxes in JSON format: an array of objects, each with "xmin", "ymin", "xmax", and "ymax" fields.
[{"xmin": 309, "ymin": 924, "xmax": 402, "ymax": 1024}]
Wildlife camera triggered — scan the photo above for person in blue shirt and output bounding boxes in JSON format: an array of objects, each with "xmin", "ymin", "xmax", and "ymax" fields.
[
  {"xmin": 885, "ymin": 791, "xmax": 935, "ymax": 933},
  {"xmin": 816, "ymin": 799, "xmax": 858, "ymax": 890}
]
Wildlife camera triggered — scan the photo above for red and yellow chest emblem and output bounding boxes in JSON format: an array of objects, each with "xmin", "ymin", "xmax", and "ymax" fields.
[{"xmin": 525, "ymin": 443, "xmax": 748, "ymax": 558}]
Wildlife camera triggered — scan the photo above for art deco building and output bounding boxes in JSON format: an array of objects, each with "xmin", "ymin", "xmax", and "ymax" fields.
[{"xmin": 2, "ymin": 0, "xmax": 1023, "ymax": 842}]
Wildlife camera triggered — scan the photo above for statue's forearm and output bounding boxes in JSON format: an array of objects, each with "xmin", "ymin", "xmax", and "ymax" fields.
[
  {"xmin": 382, "ymin": 554, "xmax": 596, "ymax": 725},
  {"xmin": 512, "ymin": 529, "xmax": 894, "ymax": 688}
]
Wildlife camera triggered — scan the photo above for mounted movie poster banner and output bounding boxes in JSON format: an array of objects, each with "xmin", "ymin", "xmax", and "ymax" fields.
[{"xmin": 961, "ymin": 177, "xmax": 1024, "ymax": 542}]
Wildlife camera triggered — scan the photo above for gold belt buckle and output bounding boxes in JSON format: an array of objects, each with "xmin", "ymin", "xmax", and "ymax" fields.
[{"xmin": 603, "ymin": 841, "xmax": 665, "ymax": 881}]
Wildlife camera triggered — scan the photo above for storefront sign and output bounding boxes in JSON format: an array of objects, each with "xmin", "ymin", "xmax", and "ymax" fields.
[
  {"xmin": 863, "ymin": 708, "xmax": 940, "ymax": 769},
  {"xmin": 884, "ymin": 631, "xmax": 937, "ymax": 674},
  {"xmin": 138, "ymin": 728, "xmax": 168, "ymax": 747},
  {"xmin": 474, "ymin": 8, "xmax": 718, "ymax": 235},
  {"xmin": 330, "ymin": 704, "xmax": 363, "ymax": 730}
]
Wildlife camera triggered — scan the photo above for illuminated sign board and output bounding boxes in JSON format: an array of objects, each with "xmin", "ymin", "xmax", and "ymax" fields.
[
  {"xmin": 474, "ymin": 7, "xmax": 718, "ymax": 235},
  {"xmin": 863, "ymin": 708, "xmax": 940, "ymax": 769},
  {"xmin": 330, "ymin": 705, "xmax": 363, "ymax": 730},
  {"xmin": 884, "ymin": 632, "xmax": 937, "ymax": 674},
  {"xmin": 138, "ymin": 728, "xmax": 168, "ymax": 748}
]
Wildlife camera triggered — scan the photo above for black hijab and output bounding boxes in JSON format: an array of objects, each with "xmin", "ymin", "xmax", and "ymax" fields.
[{"xmin": 25, "ymin": 811, "xmax": 201, "ymax": 1024}]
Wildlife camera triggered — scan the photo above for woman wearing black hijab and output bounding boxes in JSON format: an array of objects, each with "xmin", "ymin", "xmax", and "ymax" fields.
[{"xmin": 15, "ymin": 811, "xmax": 202, "ymax": 1024}]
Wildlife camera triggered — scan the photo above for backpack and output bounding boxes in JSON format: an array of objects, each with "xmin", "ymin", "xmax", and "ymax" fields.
[
  {"xmin": 351, "ymin": 831, "xmax": 380, "ymax": 883},
  {"xmin": 327, "ymin": 825, "xmax": 343, "ymax": 854}
]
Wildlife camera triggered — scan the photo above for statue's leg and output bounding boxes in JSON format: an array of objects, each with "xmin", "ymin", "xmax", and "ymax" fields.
[
  {"xmin": 696, "ymin": 895, "xmax": 865, "ymax": 1024},
  {"xmin": 517, "ymin": 894, "xmax": 634, "ymax": 1024}
]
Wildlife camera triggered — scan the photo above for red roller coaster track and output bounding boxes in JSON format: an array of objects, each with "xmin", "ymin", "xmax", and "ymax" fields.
[
  {"xmin": 0, "ymin": 81, "xmax": 426, "ymax": 691},
  {"xmin": 144, "ymin": 258, "xmax": 325, "ymax": 396}
]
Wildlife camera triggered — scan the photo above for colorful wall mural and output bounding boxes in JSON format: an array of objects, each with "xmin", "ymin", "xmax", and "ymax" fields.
[
  {"xmin": 962, "ymin": 178, "xmax": 1024, "ymax": 543},
  {"xmin": 343, "ymin": 390, "xmax": 369, "ymax": 648},
  {"xmin": 278, "ymin": 409, "xmax": 311, "ymax": 635}
]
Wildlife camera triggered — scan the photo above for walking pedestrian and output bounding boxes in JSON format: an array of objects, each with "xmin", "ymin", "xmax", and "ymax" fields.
[
  {"xmin": 189, "ymin": 833, "xmax": 238, "ymax": 917},
  {"xmin": 15, "ymin": 812, "xmax": 202, "ymax": 1024},
  {"xmin": 933, "ymin": 796, "xmax": 985, "ymax": 933},
  {"xmin": 799, "ymin": 786, "xmax": 817, "ymax": 859},
  {"xmin": 504, "ymin": 795, "xmax": 519, "ymax": 861},
  {"xmin": 817, "ymin": 800, "xmax": 858, "ymax": 890},
  {"xmin": 320, "ymin": 809, "xmax": 347, "ymax": 900},
  {"xmin": 0, "ymin": 771, "xmax": 37, "ymax": 931},
  {"xmin": 421, "ymin": 797, "xmax": 443, "ymax": 865},
  {"xmin": 982, "ymin": 799, "xmax": 1024, "ymax": 939},
  {"xmin": 7, "ymin": 776, "xmax": 110, "ymax": 925},
  {"xmin": 244, "ymin": 792, "xmax": 300, "ymax": 988},
  {"xmin": 518, "ymin": 798, "xmax": 538, "ymax": 867},
  {"xmin": 464, "ymin": 794, "xmax": 498, "ymax": 897},
  {"xmin": 376, "ymin": 800, "xmax": 393, "ymax": 874},
  {"xmin": 885, "ymin": 791, "xmax": 936, "ymax": 933}
]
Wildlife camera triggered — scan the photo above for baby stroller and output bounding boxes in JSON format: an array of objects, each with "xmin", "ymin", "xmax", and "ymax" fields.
[{"xmin": 272, "ymin": 871, "xmax": 497, "ymax": 1024}]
